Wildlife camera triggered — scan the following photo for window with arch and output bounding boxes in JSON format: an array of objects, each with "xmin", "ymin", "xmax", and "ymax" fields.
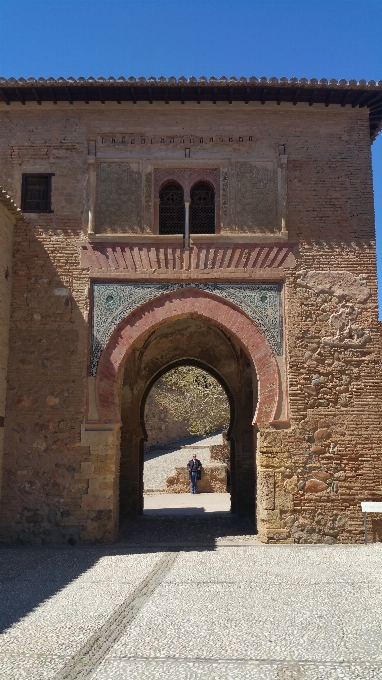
[
  {"xmin": 190, "ymin": 181, "xmax": 215, "ymax": 234},
  {"xmin": 159, "ymin": 181, "xmax": 185, "ymax": 235}
]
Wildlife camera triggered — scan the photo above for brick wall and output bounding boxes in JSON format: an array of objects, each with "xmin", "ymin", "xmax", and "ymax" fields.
[
  {"xmin": 0, "ymin": 201, "xmax": 16, "ymax": 497},
  {"xmin": 0, "ymin": 101, "xmax": 380, "ymax": 543}
]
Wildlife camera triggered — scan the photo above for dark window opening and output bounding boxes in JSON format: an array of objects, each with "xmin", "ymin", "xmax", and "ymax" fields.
[
  {"xmin": 190, "ymin": 181, "xmax": 215, "ymax": 234},
  {"xmin": 159, "ymin": 182, "xmax": 185, "ymax": 235},
  {"xmin": 22, "ymin": 174, "xmax": 53, "ymax": 213}
]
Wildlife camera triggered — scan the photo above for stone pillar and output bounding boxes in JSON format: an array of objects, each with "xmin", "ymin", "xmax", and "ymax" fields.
[
  {"xmin": 256, "ymin": 426, "xmax": 294, "ymax": 543},
  {"xmin": 87, "ymin": 141, "xmax": 96, "ymax": 235},
  {"xmin": 184, "ymin": 200, "xmax": 190, "ymax": 250},
  {"xmin": 77, "ymin": 423, "xmax": 121, "ymax": 542},
  {"xmin": 278, "ymin": 148, "xmax": 288, "ymax": 234}
]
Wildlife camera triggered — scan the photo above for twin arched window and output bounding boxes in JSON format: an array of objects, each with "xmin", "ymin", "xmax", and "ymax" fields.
[{"xmin": 159, "ymin": 181, "xmax": 215, "ymax": 235}]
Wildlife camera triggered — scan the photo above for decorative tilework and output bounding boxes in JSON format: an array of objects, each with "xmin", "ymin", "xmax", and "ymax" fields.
[{"xmin": 91, "ymin": 282, "xmax": 283, "ymax": 375}]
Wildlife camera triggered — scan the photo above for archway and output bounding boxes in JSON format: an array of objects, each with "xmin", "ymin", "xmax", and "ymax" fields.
[
  {"xmin": 96, "ymin": 288, "xmax": 279, "ymax": 425},
  {"xmin": 93, "ymin": 288, "xmax": 281, "ymax": 538},
  {"xmin": 118, "ymin": 316, "xmax": 257, "ymax": 521}
]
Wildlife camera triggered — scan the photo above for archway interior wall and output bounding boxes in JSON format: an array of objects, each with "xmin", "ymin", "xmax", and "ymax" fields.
[{"xmin": 119, "ymin": 317, "xmax": 256, "ymax": 519}]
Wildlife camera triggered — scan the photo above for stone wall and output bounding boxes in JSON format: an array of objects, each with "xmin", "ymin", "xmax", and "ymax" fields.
[
  {"xmin": 166, "ymin": 464, "xmax": 227, "ymax": 493},
  {"xmin": 0, "ymin": 192, "xmax": 19, "ymax": 501},
  {"xmin": 0, "ymin": 101, "xmax": 380, "ymax": 544},
  {"xmin": 210, "ymin": 441, "xmax": 230, "ymax": 466}
]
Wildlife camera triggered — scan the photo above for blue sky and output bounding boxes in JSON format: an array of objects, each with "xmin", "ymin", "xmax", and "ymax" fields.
[{"xmin": 1, "ymin": 0, "xmax": 381, "ymax": 311}]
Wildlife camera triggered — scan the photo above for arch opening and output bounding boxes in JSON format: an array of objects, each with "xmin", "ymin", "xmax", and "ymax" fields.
[
  {"xmin": 144, "ymin": 362, "xmax": 232, "ymax": 451},
  {"xmin": 142, "ymin": 361, "xmax": 232, "ymax": 504},
  {"xmin": 118, "ymin": 317, "xmax": 257, "ymax": 525}
]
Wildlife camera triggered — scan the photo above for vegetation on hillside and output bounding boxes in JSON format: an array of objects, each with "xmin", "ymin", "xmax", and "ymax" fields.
[{"xmin": 154, "ymin": 365, "xmax": 230, "ymax": 436}]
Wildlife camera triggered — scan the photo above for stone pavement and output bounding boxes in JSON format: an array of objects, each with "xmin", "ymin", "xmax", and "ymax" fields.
[
  {"xmin": 144, "ymin": 492, "xmax": 231, "ymax": 515},
  {"xmin": 1, "ymin": 540, "xmax": 382, "ymax": 679}
]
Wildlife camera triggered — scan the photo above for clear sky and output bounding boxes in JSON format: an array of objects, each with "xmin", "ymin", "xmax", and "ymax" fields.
[{"xmin": 1, "ymin": 0, "xmax": 381, "ymax": 312}]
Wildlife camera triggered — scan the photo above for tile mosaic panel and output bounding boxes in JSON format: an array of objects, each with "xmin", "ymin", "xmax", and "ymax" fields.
[{"xmin": 91, "ymin": 282, "xmax": 283, "ymax": 375}]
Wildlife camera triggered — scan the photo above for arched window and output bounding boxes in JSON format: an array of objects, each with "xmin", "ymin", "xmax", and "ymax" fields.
[
  {"xmin": 159, "ymin": 182, "xmax": 185, "ymax": 235},
  {"xmin": 190, "ymin": 181, "xmax": 215, "ymax": 234}
]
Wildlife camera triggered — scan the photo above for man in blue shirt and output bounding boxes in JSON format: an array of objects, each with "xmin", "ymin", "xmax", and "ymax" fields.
[{"xmin": 187, "ymin": 453, "xmax": 202, "ymax": 494}]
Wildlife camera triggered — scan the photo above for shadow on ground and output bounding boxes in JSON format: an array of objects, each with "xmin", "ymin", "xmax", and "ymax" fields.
[
  {"xmin": 119, "ymin": 512, "xmax": 257, "ymax": 545},
  {"xmin": 0, "ymin": 512, "xmax": 257, "ymax": 633}
]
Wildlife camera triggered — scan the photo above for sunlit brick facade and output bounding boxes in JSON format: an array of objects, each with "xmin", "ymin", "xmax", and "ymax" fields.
[{"xmin": 0, "ymin": 76, "xmax": 381, "ymax": 544}]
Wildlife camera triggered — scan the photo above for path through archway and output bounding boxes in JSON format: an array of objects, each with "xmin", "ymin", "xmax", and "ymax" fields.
[
  {"xmin": 143, "ymin": 363, "xmax": 231, "ymax": 501},
  {"xmin": 119, "ymin": 317, "xmax": 257, "ymax": 527}
]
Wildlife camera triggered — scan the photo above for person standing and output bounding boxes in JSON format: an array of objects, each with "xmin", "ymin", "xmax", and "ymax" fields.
[{"xmin": 187, "ymin": 453, "xmax": 202, "ymax": 494}]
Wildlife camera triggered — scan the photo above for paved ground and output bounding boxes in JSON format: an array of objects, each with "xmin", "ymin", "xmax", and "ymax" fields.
[
  {"xmin": 1, "ymin": 540, "xmax": 382, "ymax": 679},
  {"xmin": 119, "ymin": 512, "xmax": 257, "ymax": 545},
  {"xmin": 144, "ymin": 432, "xmax": 223, "ymax": 491},
  {"xmin": 144, "ymin": 492, "xmax": 231, "ymax": 515}
]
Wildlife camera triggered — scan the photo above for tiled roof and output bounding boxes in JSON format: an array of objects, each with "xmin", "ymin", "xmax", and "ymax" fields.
[
  {"xmin": 1, "ymin": 76, "xmax": 381, "ymax": 140},
  {"xmin": 0, "ymin": 76, "xmax": 381, "ymax": 88}
]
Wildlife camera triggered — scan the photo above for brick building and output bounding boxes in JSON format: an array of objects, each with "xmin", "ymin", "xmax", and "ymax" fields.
[{"xmin": 0, "ymin": 75, "xmax": 381, "ymax": 544}]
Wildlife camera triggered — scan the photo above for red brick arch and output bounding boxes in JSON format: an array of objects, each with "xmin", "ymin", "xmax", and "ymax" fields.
[{"xmin": 95, "ymin": 288, "xmax": 280, "ymax": 424}]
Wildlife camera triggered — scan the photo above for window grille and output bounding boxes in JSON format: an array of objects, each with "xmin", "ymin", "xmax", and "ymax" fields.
[
  {"xmin": 190, "ymin": 182, "xmax": 215, "ymax": 234},
  {"xmin": 22, "ymin": 174, "xmax": 53, "ymax": 212},
  {"xmin": 159, "ymin": 182, "xmax": 185, "ymax": 235}
]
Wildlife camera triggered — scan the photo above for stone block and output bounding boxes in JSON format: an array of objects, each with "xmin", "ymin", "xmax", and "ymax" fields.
[
  {"xmin": 305, "ymin": 479, "xmax": 328, "ymax": 494},
  {"xmin": 258, "ymin": 471, "xmax": 275, "ymax": 510}
]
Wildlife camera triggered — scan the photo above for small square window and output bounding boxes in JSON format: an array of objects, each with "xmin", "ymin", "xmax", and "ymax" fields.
[{"xmin": 21, "ymin": 174, "xmax": 54, "ymax": 213}]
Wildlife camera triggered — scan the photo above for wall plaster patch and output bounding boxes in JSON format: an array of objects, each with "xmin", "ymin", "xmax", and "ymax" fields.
[{"xmin": 91, "ymin": 282, "xmax": 283, "ymax": 375}]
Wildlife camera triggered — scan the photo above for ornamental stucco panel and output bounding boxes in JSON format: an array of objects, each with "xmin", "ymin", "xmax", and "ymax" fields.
[
  {"xmin": 91, "ymin": 282, "xmax": 283, "ymax": 375},
  {"xmin": 96, "ymin": 162, "xmax": 142, "ymax": 233},
  {"xmin": 235, "ymin": 162, "xmax": 277, "ymax": 232}
]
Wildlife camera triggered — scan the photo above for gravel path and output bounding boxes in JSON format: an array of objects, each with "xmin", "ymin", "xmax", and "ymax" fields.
[
  {"xmin": 144, "ymin": 432, "xmax": 223, "ymax": 492},
  {"xmin": 1, "ymin": 543, "xmax": 382, "ymax": 679}
]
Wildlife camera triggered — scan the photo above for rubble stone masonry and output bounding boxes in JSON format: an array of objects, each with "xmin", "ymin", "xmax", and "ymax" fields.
[{"xmin": 0, "ymin": 99, "xmax": 381, "ymax": 544}]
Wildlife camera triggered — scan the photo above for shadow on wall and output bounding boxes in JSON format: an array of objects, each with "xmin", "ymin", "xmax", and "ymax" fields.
[{"xmin": 0, "ymin": 214, "xmax": 93, "ymax": 546}]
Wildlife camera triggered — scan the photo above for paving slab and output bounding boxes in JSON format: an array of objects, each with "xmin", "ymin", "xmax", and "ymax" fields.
[
  {"xmin": 0, "ymin": 543, "xmax": 381, "ymax": 679},
  {"xmin": 144, "ymin": 492, "xmax": 231, "ymax": 515}
]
